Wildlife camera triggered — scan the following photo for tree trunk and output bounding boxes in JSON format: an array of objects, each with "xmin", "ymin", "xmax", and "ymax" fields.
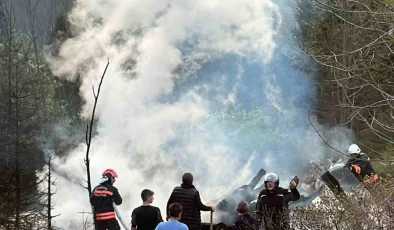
[
  {"xmin": 340, "ymin": 0, "xmax": 349, "ymax": 125},
  {"xmin": 47, "ymin": 157, "xmax": 52, "ymax": 230},
  {"xmin": 14, "ymin": 59, "xmax": 21, "ymax": 230}
]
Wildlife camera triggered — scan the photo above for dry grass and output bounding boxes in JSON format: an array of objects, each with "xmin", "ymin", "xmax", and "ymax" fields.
[{"xmin": 291, "ymin": 176, "xmax": 394, "ymax": 229}]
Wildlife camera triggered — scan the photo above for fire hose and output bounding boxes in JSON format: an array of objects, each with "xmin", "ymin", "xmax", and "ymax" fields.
[
  {"xmin": 210, "ymin": 211, "xmax": 213, "ymax": 230},
  {"xmin": 113, "ymin": 202, "xmax": 129, "ymax": 230}
]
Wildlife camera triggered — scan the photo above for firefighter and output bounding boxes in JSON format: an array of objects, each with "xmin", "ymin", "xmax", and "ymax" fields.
[
  {"xmin": 90, "ymin": 169, "xmax": 123, "ymax": 230},
  {"xmin": 346, "ymin": 144, "xmax": 378, "ymax": 184},
  {"xmin": 254, "ymin": 173, "xmax": 300, "ymax": 230}
]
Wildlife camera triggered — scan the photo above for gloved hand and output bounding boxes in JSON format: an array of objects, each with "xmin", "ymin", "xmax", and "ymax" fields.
[
  {"xmin": 363, "ymin": 174, "xmax": 378, "ymax": 184},
  {"xmin": 290, "ymin": 181, "xmax": 297, "ymax": 189},
  {"xmin": 290, "ymin": 176, "xmax": 299, "ymax": 189},
  {"xmin": 348, "ymin": 164, "xmax": 361, "ymax": 174}
]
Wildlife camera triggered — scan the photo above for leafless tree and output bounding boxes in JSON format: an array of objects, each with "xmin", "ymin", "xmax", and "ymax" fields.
[
  {"xmin": 80, "ymin": 61, "xmax": 110, "ymax": 230},
  {"xmin": 296, "ymin": 0, "xmax": 394, "ymax": 167}
]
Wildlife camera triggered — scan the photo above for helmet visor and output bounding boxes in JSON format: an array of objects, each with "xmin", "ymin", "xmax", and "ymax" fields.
[{"xmin": 264, "ymin": 173, "xmax": 279, "ymax": 182}]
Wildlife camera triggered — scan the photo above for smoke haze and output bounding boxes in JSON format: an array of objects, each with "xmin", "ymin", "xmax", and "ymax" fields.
[{"xmin": 42, "ymin": 0, "xmax": 353, "ymax": 228}]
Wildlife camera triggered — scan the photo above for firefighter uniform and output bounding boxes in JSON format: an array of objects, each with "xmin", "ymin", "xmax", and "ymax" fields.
[{"xmin": 90, "ymin": 169, "xmax": 122, "ymax": 230}]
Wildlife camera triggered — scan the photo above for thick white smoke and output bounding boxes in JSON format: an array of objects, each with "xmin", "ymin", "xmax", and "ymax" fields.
[
  {"xmin": 43, "ymin": 0, "xmax": 284, "ymax": 228},
  {"xmin": 42, "ymin": 0, "xmax": 354, "ymax": 229}
]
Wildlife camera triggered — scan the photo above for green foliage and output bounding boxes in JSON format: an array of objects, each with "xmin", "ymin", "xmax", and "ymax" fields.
[
  {"xmin": 0, "ymin": 13, "xmax": 82, "ymax": 228},
  {"xmin": 386, "ymin": 0, "xmax": 394, "ymax": 5}
]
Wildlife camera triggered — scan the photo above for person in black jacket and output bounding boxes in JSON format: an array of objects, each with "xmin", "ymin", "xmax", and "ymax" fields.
[
  {"xmin": 90, "ymin": 169, "xmax": 123, "ymax": 230},
  {"xmin": 131, "ymin": 189, "xmax": 163, "ymax": 230},
  {"xmin": 166, "ymin": 173, "xmax": 215, "ymax": 230},
  {"xmin": 254, "ymin": 173, "xmax": 300, "ymax": 230},
  {"xmin": 345, "ymin": 144, "xmax": 378, "ymax": 183}
]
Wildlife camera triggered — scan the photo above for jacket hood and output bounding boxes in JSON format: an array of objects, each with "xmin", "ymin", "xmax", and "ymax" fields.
[{"xmin": 181, "ymin": 183, "xmax": 195, "ymax": 189}]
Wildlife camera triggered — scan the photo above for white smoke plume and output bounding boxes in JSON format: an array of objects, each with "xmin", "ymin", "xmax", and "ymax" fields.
[{"xmin": 42, "ymin": 0, "xmax": 353, "ymax": 229}]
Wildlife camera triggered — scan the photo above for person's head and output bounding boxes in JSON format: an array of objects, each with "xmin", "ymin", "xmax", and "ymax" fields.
[
  {"xmin": 182, "ymin": 173, "xmax": 193, "ymax": 186},
  {"xmin": 264, "ymin": 173, "xmax": 279, "ymax": 191},
  {"xmin": 168, "ymin": 203, "xmax": 183, "ymax": 219},
  {"xmin": 101, "ymin": 169, "xmax": 118, "ymax": 185},
  {"xmin": 236, "ymin": 201, "xmax": 249, "ymax": 215},
  {"xmin": 141, "ymin": 189, "xmax": 154, "ymax": 204},
  {"xmin": 348, "ymin": 144, "xmax": 361, "ymax": 159}
]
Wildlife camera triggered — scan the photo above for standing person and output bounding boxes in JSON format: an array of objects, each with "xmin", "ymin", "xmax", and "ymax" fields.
[
  {"xmin": 346, "ymin": 144, "xmax": 378, "ymax": 183},
  {"xmin": 155, "ymin": 203, "xmax": 188, "ymax": 230},
  {"xmin": 131, "ymin": 189, "xmax": 163, "ymax": 230},
  {"xmin": 90, "ymin": 169, "xmax": 123, "ymax": 230},
  {"xmin": 166, "ymin": 173, "xmax": 215, "ymax": 230},
  {"xmin": 254, "ymin": 173, "xmax": 300, "ymax": 230},
  {"xmin": 232, "ymin": 201, "xmax": 256, "ymax": 230}
]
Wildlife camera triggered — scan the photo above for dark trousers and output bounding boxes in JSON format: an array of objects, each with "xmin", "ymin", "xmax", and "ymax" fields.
[
  {"xmin": 95, "ymin": 218, "xmax": 120, "ymax": 230},
  {"xmin": 188, "ymin": 226, "xmax": 201, "ymax": 230}
]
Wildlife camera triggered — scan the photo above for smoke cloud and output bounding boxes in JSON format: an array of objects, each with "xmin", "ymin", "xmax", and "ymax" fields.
[{"xmin": 42, "ymin": 0, "xmax": 353, "ymax": 228}]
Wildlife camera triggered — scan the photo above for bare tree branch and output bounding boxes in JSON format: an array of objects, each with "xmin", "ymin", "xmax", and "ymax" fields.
[{"xmin": 82, "ymin": 61, "xmax": 110, "ymax": 230}]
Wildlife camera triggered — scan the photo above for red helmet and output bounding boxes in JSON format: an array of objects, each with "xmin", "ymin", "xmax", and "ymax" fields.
[{"xmin": 102, "ymin": 169, "xmax": 118, "ymax": 178}]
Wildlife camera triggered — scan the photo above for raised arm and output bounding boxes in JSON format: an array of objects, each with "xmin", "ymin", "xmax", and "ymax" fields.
[
  {"xmin": 113, "ymin": 187, "xmax": 122, "ymax": 205},
  {"xmin": 290, "ymin": 188, "xmax": 300, "ymax": 201}
]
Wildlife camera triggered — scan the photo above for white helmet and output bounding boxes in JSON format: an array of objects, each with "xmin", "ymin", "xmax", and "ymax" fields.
[
  {"xmin": 348, "ymin": 144, "xmax": 361, "ymax": 154},
  {"xmin": 264, "ymin": 173, "xmax": 279, "ymax": 190}
]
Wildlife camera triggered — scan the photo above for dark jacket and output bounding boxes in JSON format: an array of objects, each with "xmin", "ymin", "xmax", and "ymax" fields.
[
  {"xmin": 346, "ymin": 153, "xmax": 376, "ymax": 181},
  {"xmin": 255, "ymin": 187, "xmax": 300, "ymax": 230},
  {"xmin": 232, "ymin": 214, "xmax": 256, "ymax": 230},
  {"xmin": 90, "ymin": 181, "xmax": 122, "ymax": 220},
  {"xmin": 131, "ymin": 205, "xmax": 163, "ymax": 230},
  {"xmin": 167, "ymin": 183, "xmax": 212, "ymax": 230}
]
